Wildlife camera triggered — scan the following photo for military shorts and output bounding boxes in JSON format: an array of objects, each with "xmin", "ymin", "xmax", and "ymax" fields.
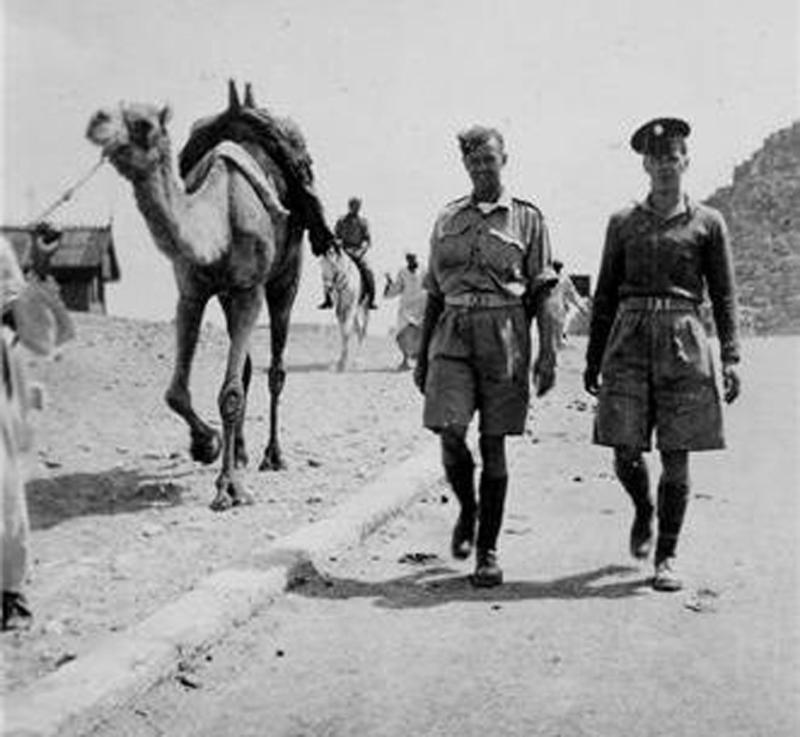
[
  {"xmin": 423, "ymin": 304, "xmax": 530, "ymax": 436},
  {"xmin": 594, "ymin": 302, "xmax": 724, "ymax": 451}
]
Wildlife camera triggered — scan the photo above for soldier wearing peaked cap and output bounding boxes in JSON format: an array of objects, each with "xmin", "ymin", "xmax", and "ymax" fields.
[
  {"xmin": 584, "ymin": 117, "xmax": 741, "ymax": 592},
  {"xmin": 414, "ymin": 125, "xmax": 561, "ymax": 587}
]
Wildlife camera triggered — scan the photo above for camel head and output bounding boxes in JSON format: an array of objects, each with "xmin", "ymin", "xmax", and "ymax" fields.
[{"xmin": 86, "ymin": 102, "xmax": 173, "ymax": 181}]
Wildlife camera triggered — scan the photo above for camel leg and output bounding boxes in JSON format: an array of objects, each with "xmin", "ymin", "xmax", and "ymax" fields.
[
  {"xmin": 259, "ymin": 279, "xmax": 298, "ymax": 471},
  {"xmin": 219, "ymin": 293, "xmax": 252, "ymax": 469},
  {"xmin": 258, "ymin": 300, "xmax": 296, "ymax": 471},
  {"xmin": 165, "ymin": 293, "xmax": 222, "ymax": 465},
  {"xmin": 211, "ymin": 289, "xmax": 262, "ymax": 512}
]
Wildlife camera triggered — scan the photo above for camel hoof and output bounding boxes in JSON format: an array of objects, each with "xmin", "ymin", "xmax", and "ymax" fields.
[
  {"xmin": 209, "ymin": 493, "xmax": 234, "ymax": 512},
  {"xmin": 232, "ymin": 489, "xmax": 255, "ymax": 506},
  {"xmin": 259, "ymin": 449, "xmax": 286, "ymax": 472},
  {"xmin": 191, "ymin": 430, "xmax": 222, "ymax": 465}
]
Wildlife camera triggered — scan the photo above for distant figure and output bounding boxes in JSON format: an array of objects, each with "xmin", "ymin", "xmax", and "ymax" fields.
[
  {"xmin": 1, "ymin": 235, "xmax": 74, "ymax": 631},
  {"xmin": 551, "ymin": 260, "xmax": 588, "ymax": 348},
  {"xmin": 319, "ymin": 197, "xmax": 378, "ymax": 310},
  {"xmin": 384, "ymin": 252, "xmax": 427, "ymax": 370},
  {"xmin": 584, "ymin": 117, "xmax": 741, "ymax": 592}
]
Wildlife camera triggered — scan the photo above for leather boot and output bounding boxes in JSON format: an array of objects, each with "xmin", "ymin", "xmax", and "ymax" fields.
[
  {"xmin": 2, "ymin": 591, "xmax": 33, "ymax": 631},
  {"xmin": 472, "ymin": 474, "xmax": 507, "ymax": 587},
  {"xmin": 614, "ymin": 456, "xmax": 654, "ymax": 559},
  {"xmin": 445, "ymin": 460, "xmax": 476, "ymax": 560}
]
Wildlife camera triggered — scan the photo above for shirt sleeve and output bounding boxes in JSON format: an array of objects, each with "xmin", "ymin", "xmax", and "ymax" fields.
[
  {"xmin": 704, "ymin": 213, "xmax": 741, "ymax": 364},
  {"xmin": 586, "ymin": 215, "xmax": 624, "ymax": 371},
  {"xmin": 525, "ymin": 213, "xmax": 558, "ymax": 294},
  {"xmin": 360, "ymin": 218, "xmax": 371, "ymax": 246},
  {"xmin": 422, "ymin": 222, "xmax": 443, "ymax": 301}
]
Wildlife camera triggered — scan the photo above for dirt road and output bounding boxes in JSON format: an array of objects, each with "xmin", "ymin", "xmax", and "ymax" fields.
[
  {"xmin": 82, "ymin": 337, "xmax": 799, "ymax": 737},
  {"xmin": 5, "ymin": 314, "xmax": 427, "ymax": 692}
]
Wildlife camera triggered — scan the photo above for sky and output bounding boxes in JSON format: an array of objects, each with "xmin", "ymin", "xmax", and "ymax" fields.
[{"xmin": 2, "ymin": 0, "xmax": 798, "ymax": 331}]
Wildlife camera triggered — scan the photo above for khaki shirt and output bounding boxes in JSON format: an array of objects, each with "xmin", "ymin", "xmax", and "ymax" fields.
[{"xmin": 424, "ymin": 190, "xmax": 555, "ymax": 303}]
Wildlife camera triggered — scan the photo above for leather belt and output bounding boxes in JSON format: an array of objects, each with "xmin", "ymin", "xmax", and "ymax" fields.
[
  {"xmin": 621, "ymin": 296, "xmax": 698, "ymax": 311},
  {"xmin": 444, "ymin": 293, "xmax": 522, "ymax": 309}
]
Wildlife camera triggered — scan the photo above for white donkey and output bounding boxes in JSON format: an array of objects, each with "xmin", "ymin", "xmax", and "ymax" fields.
[{"xmin": 320, "ymin": 246, "xmax": 370, "ymax": 371}]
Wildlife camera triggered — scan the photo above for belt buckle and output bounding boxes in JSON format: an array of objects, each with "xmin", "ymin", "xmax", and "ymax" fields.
[
  {"xmin": 469, "ymin": 294, "xmax": 484, "ymax": 308},
  {"xmin": 650, "ymin": 296, "xmax": 667, "ymax": 310}
]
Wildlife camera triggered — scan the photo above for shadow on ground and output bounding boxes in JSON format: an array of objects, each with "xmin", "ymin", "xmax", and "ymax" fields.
[
  {"xmin": 27, "ymin": 468, "xmax": 186, "ymax": 530},
  {"xmin": 290, "ymin": 563, "xmax": 651, "ymax": 609}
]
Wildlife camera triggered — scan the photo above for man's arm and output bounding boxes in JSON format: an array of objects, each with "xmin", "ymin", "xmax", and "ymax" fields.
[
  {"xmin": 384, "ymin": 270, "xmax": 404, "ymax": 298},
  {"xmin": 584, "ymin": 215, "xmax": 624, "ymax": 394},
  {"xmin": 413, "ymin": 232, "xmax": 443, "ymax": 394},
  {"xmin": 704, "ymin": 212, "xmax": 741, "ymax": 403},
  {"xmin": 413, "ymin": 292, "xmax": 443, "ymax": 394},
  {"xmin": 522, "ymin": 212, "xmax": 558, "ymax": 396}
]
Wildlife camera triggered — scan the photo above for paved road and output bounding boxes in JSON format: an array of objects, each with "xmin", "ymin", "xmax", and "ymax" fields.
[{"xmin": 86, "ymin": 339, "xmax": 799, "ymax": 737}]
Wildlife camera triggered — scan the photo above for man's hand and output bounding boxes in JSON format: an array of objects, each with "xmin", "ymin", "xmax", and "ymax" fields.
[
  {"xmin": 722, "ymin": 363, "xmax": 740, "ymax": 404},
  {"xmin": 532, "ymin": 353, "xmax": 556, "ymax": 397},
  {"xmin": 583, "ymin": 366, "xmax": 600, "ymax": 396},
  {"xmin": 413, "ymin": 359, "xmax": 428, "ymax": 395}
]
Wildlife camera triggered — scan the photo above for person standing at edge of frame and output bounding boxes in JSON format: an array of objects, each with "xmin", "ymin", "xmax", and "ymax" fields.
[
  {"xmin": 584, "ymin": 117, "xmax": 741, "ymax": 592},
  {"xmin": 414, "ymin": 125, "xmax": 559, "ymax": 588}
]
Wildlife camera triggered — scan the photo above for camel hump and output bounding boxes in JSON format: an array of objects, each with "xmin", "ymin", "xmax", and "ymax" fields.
[
  {"xmin": 185, "ymin": 142, "xmax": 290, "ymax": 223},
  {"xmin": 178, "ymin": 106, "xmax": 314, "ymax": 191}
]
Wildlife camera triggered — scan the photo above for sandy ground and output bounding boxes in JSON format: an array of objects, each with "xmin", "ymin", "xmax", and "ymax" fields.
[
  {"xmin": 82, "ymin": 335, "xmax": 800, "ymax": 737},
  {"xmin": 4, "ymin": 313, "xmax": 427, "ymax": 692}
]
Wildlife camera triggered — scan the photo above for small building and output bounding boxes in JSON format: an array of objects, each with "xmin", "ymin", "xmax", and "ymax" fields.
[{"xmin": 1, "ymin": 224, "xmax": 120, "ymax": 314}]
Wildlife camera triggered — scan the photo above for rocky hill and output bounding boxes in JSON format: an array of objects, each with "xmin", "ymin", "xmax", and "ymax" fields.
[{"xmin": 704, "ymin": 121, "xmax": 800, "ymax": 334}]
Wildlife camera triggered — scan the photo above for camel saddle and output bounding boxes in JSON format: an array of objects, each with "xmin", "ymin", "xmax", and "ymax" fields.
[
  {"xmin": 178, "ymin": 89, "xmax": 335, "ymax": 256},
  {"xmin": 179, "ymin": 106, "xmax": 314, "ymax": 199}
]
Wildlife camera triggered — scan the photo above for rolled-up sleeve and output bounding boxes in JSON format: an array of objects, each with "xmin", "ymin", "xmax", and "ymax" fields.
[
  {"xmin": 423, "ymin": 222, "xmax": 443, "ymax": 303},
  {"xmin": 526, "ymin": 215, "xmax": 557, "ymax": 292}
]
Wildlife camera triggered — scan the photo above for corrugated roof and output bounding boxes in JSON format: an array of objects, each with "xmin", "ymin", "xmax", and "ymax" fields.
[{"xmin": 0, "ymin": 225, "xmax": 120, "ymax": 282}]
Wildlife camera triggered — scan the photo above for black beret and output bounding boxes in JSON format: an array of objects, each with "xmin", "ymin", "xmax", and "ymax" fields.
[{"xmin": 630, "ymin": 117, "xmax": 690, "ymax": 154}]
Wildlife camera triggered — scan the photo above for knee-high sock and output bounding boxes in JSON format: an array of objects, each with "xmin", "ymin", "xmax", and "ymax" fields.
[
  {"xmin": 444, "ymin": 458, "xmax": 476, "ymax": 514},
  {"xmin": 656, "ymin": 479, "xmax": 689, "ymax": 561},
  {"xmin": 614, "ymin": 455, "xmax": 652, "ymax": 510},
  {"xmin": 476, "ymin": 474, "xmax": 508, "ymax": 553}
]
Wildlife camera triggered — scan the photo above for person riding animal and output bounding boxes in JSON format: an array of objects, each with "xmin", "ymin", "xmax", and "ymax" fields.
[{"xmin": 318, "ymin": 197, "xmax": 378, "ymax": 310}]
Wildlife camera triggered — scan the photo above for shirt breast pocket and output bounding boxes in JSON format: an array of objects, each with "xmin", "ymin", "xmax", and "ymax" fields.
[
  {"xmin": 486, "ymin": 229, "xmax": 526, "ymax": 280},
  {"xmin": 668, "ymin": 240, "xmax": 700, "ymax": 285},
  {"xmin": 437, "ymin": 221, "xmax": 473, "ymax": 270}
]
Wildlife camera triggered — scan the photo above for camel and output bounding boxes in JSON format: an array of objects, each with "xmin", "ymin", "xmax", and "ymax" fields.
[
  {"xmin": 86, "ymin": 82, "xmax": 313, "ymax": 511},
  {"xmin": 320, "ymin": 246, "xmax": 370, "ymax": 372}
]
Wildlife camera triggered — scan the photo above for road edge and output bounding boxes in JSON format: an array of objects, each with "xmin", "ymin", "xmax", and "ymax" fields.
[{"xmin": 4, "ymin": 441, "xmax": 442, "ymax": 737}]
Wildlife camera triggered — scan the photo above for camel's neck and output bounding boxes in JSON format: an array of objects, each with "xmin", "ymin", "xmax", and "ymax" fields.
[{"xmin": 131, "ymin": 158, "xmax": 228, "ymax": 266}]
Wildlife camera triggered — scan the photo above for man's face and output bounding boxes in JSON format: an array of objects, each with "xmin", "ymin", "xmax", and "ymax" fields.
[
  {"xmin": 463, "ymin": 138, "xmax": 507, "ymax": 192},
  {"xmin": 643, "ymin": 142, "xmax": 689, "ymax": 189},
  {"xmin": 348, "ymin": 199, "xmax": 360, "ymax": 215}
]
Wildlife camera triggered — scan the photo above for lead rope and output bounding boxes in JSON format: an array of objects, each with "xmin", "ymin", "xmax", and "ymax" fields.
[{"xmin": 31, "ymin": 155, "xmax": 107, "ymax": 224}]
